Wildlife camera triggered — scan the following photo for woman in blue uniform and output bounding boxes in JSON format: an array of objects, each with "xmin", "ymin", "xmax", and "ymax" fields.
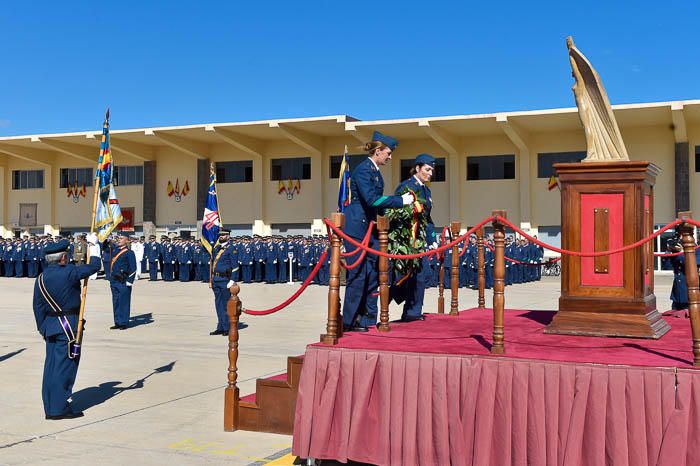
[
  {"xmin": 342, "ymin": 131, "xmax": 414, "ymax": 331},
  {"xmin": 391, "ymin": 153, "xmax": 438, "ymax": 321}
]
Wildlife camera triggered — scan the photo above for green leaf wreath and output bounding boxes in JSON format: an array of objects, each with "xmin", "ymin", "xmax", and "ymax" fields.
[{"xmin": 386, "ymin": 188, "xmax": 429, "ymax": 283}]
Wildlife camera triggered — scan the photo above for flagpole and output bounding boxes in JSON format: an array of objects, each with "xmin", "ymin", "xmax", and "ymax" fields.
[
  {"xmin": 73, "ymin": 109, "xmax": 109, "ymax": 357},
  {"xmin": 208, "ymin": 162, "xmax": 224, "ymax": 288}
]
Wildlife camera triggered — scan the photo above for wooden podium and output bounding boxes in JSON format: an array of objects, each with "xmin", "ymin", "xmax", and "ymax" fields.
[{"xmin": 545, "ymin": 161, "xmax": 670, "ymax": 339}]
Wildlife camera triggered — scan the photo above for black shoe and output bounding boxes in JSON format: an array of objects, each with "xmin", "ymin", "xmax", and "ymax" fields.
[
  {"xmin": 209, "ymin": 329, "xmax": 224, "ymax": 335},
  {"xmin": 237, "ymin": 322, "xmax": 248, "ymax": 330},
  {"xmin": 221, "ymin": 331, "xmax": 229, "ymax": 336},
  {"xmin": 109, "ymin": 325, "xmax": 121, "ymax": 330},
  {"xmin": 401, "ymin": 315, "xmax": 425, "ymax": 322},
  {"xmin": 118, "ymin": 325, "xmax": 128, "ymax": 330},
  {"xmin": 46, "ymin": 411, "xmax": 84, "ymax": 420}
]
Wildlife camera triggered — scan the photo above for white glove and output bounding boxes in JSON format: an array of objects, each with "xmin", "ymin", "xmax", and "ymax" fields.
[
  {"xmin": 86, "ymin": 233, "xmax": 98, "ymax": 245},
  {"xmin": 226, "ymin": 280, "xmax": 236, "ymax": 289},
  {"xmin": 171, "ymin": 261, "xmax": 175, "ymax": 264},
  {"xmin": 126, "ymin": 282, "xmax": 133, "ymax": 287},
  {"xmin": 401, "ymin": 193, "xmax": 413, "ymax": 206},
  {"xmin": 428, "ymin": 242, "xmax": 438, "ymax": 250},
  {"xmin": 187, "ymin": 261, "xmax": 191, "ymax": 264},
  {"xmin": 89, "ymin": 244, "xmax": 101, "ymax": 258}
]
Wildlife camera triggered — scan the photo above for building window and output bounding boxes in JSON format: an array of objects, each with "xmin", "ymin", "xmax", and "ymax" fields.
[
  {"xmin": 695, "ymin": 146, "xmax": 700, "ymax": 172},
  {"xmin": 400, "ymin": 158, "xmax": 446, "ymax": 182},
  {"xmin": 12, "ymin": 170, "xmax": 44, "ymax": 189},
  {"xmin": 537, "ymin": 151, "xmax": 586, "ymax": 178},
  {"xmin": 216, "ymin": 161, "xmax": 253, "ymax": 183},
  {"xmin": 114, "ymin": 165, "xmax": 144, "ymax": 186},
  {"xmin": 466, "ymin": 155, "xmax": 515, "ymax": 180},
  {"xmin": 60, "ymin": 168, "xmax": 94, "ymax": 188},
  {"xmin": 329, "ymin": 154, "xmax": 366, "ymax": 178},
  {"xmin": 270, "ymin": 157, "xmax": 311, "ymax": 181}
]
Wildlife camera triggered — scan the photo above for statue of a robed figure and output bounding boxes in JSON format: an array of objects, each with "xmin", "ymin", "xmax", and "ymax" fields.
[{"xmin": 545, "ymin": 37, "xmax": 669, "ymax": 339}]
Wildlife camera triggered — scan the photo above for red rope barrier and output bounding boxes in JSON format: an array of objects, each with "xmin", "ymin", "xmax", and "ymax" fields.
[
  {"xmin": 323, "ymin": 216, "xmax": 495, "ymax": 260},
  {"xmin": 483, "ymin": 242, "xmax": 562, "ymax": 265},
  {"xmin": 498, "ymin": 217, "xmax": 682, "ymax": 258},
  {"xmin": 339, "ymin": 221, "xmax": 375, "ymax": 258},
  {"xmin": 242, "ymin": 249, "xmax": 329, "ymax": 316}
]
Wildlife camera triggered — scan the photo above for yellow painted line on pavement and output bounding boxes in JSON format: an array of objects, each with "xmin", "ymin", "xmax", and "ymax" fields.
[{"xmin": 264, "ymin": 453, "xmax": 295, "ymax": 465}]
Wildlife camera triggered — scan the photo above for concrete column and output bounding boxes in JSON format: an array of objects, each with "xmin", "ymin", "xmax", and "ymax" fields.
[
  {"xmin": 675, "ymin": 142, "xmax": 690, "ymax": 214},
  {"xmin": 196, "ymin": 158, "xmax": 210, "ymax": 220},
  {"xmin": 143, "ymin": 160, "xmax": 157, "ymax": 223}
]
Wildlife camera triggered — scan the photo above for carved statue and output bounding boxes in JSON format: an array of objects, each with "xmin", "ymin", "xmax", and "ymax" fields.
[{"xmin": 567, "ymin": 36, "xmax": 629, "ymax": 162}]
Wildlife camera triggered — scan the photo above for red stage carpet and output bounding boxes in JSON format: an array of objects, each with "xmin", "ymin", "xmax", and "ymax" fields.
[{"xmin": 292, "ymin": 309, "xmax": 700, "ymax": 465}]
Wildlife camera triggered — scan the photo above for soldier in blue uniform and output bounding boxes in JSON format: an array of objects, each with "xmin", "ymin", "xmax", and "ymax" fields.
[
  {"xmin": 239, "ymin": 238, "xmax": 253, "ymax": 283},
  {"xmin": 109, "ymin": 233, "xmax": 137, "ymax": 329},
  {"xmin": 199, "ymin": 244, "xmax": 211, "ymax": 283},
  {"xmin": 277, "ymin": 237, "xmax": 289, "ymax": 283},
  {"xmin": 342, "ymin": 131, "xmax": 413, "ymax": 331},
  {"xmin": 4, "ymin": 239, "xmax": 14, "ymax": 277},
  {"xmin": 27, "ymin": 237, "xmax": 39, "ymax": 277},
  {"xmin": 14, "ymin": 238, "xmax": 25, "ymax": 277},
  {"xmin": 210, "ymin": 229, "xmax": 241, "ymax": 335},
  {"xmin": 265, "ymin": 237, "xmax": 278, "ymax": 283},
  {"xmin": 390, "ymin": 153, "xmax": 438, "ymax": 321},
  {"xmin": 33, "ymin": 235, "xmax": 100, "ymax": 419},
  {"xmin": 161, "ymin": 237, "xmax": 175, "ymax": 281},
  {"xmin": 178, "ymin": 240, "xmax": 193, "ymax": 282},
  {"xmin": 145, "ymin": 235, "xmax": 160, "ymax": 281}
]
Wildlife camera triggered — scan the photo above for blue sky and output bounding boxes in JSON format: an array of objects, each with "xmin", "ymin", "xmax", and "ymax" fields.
[{"xmin": 0, "ymin": 0, "xmax": 697, "ymax": 136}]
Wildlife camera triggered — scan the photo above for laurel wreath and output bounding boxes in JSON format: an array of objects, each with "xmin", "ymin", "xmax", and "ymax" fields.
[{"xmin": 386, "ymin": 188, "xmax": 428, "ymax": 282}]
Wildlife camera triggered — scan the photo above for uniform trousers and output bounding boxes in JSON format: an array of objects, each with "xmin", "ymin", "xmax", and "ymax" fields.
[
  {"xmin": 342, "ymin": 238, "xmax": 379, "ymax": 328},
  {"xmin": 212, "ymin": 282, "xmax": 231, "ymax": 332},
  {"xmin": 149, "ymin": 261, "xmax": 158, "ymax": 280},
  {"xmin": 43, "ymin": 332, "xmax": 80, "ymax": 416},
  {"xmin": 110, "ymin": 282, "xmax": 132, "ymax": 326}
]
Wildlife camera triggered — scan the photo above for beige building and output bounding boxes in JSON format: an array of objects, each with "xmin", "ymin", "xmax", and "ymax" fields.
[{"xmin": 1, "ymin": 99, "xmax": 699, "ymax": 268}]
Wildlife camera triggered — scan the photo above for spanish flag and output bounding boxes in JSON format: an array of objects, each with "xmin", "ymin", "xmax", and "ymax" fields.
[{"xmin": 547, "ymin": 175, "xmax": 559, "ymax": 191}]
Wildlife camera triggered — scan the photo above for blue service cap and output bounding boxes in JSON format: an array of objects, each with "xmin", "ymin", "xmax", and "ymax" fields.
[
  {"xmin": 372, "ymin": 131, "xmax": 399, "ymax": 151},
  {"xmin": 44, "ymin": 239, "xmax": 70, "ymax": 255},
  {"xmin": 218, "ymin": 228, "xmax": 231, "ymax": 236},
  {"xmin": 117, "ymin": 231, "xmax": 130, "ymax": 238},
  {"xmin": 415, "ymin": 153, "xmax": 436, "ymax": 168}
]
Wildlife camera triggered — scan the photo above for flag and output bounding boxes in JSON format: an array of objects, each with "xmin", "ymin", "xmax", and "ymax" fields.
[
  {"xmin": 337, "ymin": 146, "xmax": 351, "ymax": 212},
  {"xmin": 294, "ymin": 179, "xmax": 301, "ymax": 194},
  {"xmin": 547, "ymin": 175, "xmax": 559, "ymax": 191},
  {"xmin": 278, "ymin": 180, "xmax": 286, "ymax": 194},
  {"xmin": 182, "ymin": 180, "xmax": 190, "ymax": 197},
  {"xmin": 201, "ymin": 163, "xmax": 221, "ymax": 254},
  {"xmin": 167, "ymin": 180, "xmax": 174, "ymax": 197},
  {"xmin": 94, "ymin": 110, "xmax": 123, "ymax": 241}
]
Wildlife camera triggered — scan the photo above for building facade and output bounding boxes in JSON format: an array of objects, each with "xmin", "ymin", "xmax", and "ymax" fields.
[{"xmin": 1, "ymin": 100, "xmax": 699, "ymax": 268}]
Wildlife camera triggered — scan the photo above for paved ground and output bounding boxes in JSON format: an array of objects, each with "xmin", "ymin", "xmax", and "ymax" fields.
[{"xmin": 0, "ymin": 274, "xmax": 675, "ymax": 465}]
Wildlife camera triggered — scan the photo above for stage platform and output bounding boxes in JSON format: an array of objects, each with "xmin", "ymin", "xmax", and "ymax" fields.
[{"xmin": 292, "ymin": 309, "xmax": 700, "ymax": 465}]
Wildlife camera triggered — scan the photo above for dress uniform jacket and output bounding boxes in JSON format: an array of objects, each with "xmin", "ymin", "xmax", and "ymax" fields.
[
  {"xmin": 109, "ymin": 246, "xmax": 137, "ymax": 327},
  {"xmin": 342, "ymin": 158, "xmax": 403, "ymax": 328},
  {"xmin": 33, "ymin": 254, "xmax": 100, "ymax": 416},
  {"xmin": 390, "ymin": 175, "xmax": 435, "ymax": 318},
  {"xmin": 211, "ymin": 242, "xmax": 239, "ymax": 332}
]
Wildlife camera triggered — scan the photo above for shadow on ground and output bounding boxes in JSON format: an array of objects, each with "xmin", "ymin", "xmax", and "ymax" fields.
[
  {"xmin": 0, "ymin": 348, "xmax": 26, "ymax": 363},
  {"xmin": 71, "ymin": 361, "xmax": 176, "ymax": 411}
]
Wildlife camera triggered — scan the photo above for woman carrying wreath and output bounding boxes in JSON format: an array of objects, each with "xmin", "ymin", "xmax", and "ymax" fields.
[
  {"xmin": 341, "ymin": 131, "xmax": 414, "ymax": 332},
  {"xmin": 389, "ymin": 153, "xmax": 438, "ymax": 322}
]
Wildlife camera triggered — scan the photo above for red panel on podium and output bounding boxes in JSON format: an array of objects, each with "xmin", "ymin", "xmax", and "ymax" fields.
[{"xmin": 580, "ymin": 193, "xmax": 623, "ymax": 287}]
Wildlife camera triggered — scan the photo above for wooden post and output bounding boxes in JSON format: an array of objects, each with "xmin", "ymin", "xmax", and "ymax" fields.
[
  {"xmin": 491, "ymin": 211, "xmax": 507, "ymax": 354},
  {"xmin": 321, "ymin": 213, "xmax": 344, "ymax": 345},
  {"xmin": 377, "ymin": 216, "xmax": 391, "ymax": 332},
  {"xmin": 679, "ymin": 211, "xmax": 700, "ymax": 366},
  {"xmin": 450, "ymin": 221, "xmax": 461, "ymax": 316},
  {"xmin": 224, "ymin": 284, "xmax": 242, "ymax": 432},
  {"xmin": 477, "ymin": 227, "xmax": 486, "ymax": 309},
  {"xmin": 437, "ymin": 255, "xmax": 445, "ymax": 314}
]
